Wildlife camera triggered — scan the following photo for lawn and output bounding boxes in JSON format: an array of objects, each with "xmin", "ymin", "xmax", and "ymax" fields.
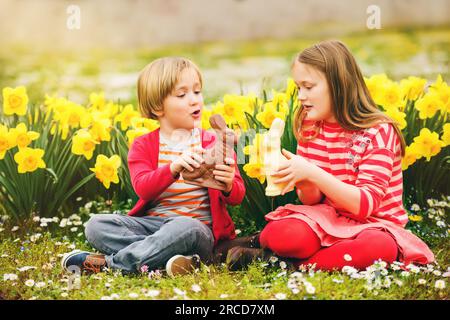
[{"xmin": 0, "ymin": 199, "xmax": 448, "ymax": 300}]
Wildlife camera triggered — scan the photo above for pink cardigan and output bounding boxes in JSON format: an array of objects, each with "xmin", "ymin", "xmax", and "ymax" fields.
[{"xmin": 126, "ymin": 128, "xmax": 245, "ymax": 245}]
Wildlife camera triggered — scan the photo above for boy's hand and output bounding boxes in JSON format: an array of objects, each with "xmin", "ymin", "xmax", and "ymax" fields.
[
  {"xmin": 170, "ymin": 147, "xmax": 205, "ymax": 177},
  {"xmin": 213, "ymin": 157, "xmax": 235, "ymax": 193}
]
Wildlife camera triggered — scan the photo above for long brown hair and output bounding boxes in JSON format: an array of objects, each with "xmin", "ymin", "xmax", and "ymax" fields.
[{"xmin": 292, "ymin": 40, "xmax": 406, "ymax": 157}]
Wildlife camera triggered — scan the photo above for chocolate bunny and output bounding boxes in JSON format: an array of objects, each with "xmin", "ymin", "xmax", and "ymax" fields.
[{"xmin": 181, "ymin": 114, "xmax": 236, "ymax": 191}]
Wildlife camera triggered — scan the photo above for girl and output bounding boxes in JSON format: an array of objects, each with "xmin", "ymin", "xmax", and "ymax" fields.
[{"xmin": 227, "ymin": 40, "xmax": 434, "ymax": 271}]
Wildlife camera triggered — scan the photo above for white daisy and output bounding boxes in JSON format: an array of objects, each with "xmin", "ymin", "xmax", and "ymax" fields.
[
  {"xmin": 275, "ymin": 293, "xmax": 286, "ymax": 300},
  {"xmin": 145, "ymin": 290, "xmax": 160, "ymax": 298},
  {"xmin": 434, "ymin": 280, "xmax": 446, "ymax": 290},
  {"xmin": 191, "ymin": 284, "xmax": 201, "ymax": 293},
  {"xmin": 25, "ymin": 279, "xmax": 35, "ymax": 287}
]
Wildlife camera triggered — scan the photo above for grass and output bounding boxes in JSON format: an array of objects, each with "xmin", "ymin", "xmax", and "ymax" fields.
[{"xmin": 0, "ymin": 212, "xmax": 448, "ymax": 300}]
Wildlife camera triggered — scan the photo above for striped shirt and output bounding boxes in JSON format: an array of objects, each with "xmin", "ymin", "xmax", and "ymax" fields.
[
  {"xmin": 297, "ymin": 120, "xmax": 408, "ymax": 227},
  {"xmin": 145, "ymin": 128, "xmax": 212, "ymax": 226}
]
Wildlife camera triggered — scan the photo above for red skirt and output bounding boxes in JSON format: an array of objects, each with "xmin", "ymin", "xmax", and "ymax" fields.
[{"xmin": 264, "ymin": 203, "xmax": 435, "ymax": 265}]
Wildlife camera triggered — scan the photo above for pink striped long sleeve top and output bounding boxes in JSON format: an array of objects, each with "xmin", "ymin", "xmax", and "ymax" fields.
[{"xmin": 297, "ymin": 120, "xmax": 408, "ymax": 227}]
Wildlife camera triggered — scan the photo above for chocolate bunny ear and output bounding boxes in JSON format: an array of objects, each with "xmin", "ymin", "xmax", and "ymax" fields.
[
  {"xmin": 209, "ymin": 114, "xmax": 227, "ymax": 130},
  {"xmin": 210, "ymin": 114, "xmax": 237, "ymax": 145}
]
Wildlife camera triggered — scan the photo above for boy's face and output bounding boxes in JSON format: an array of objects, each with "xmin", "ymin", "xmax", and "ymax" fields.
[{"xmin": 157, "ymin": 67, "xmax": 203, "ymax": 132}]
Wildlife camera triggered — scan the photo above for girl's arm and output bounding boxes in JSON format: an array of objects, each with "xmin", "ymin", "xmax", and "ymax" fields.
[
  {"xmin": 295, "ymin": 180, "xmax": 324, "ymax": 205},
  {"xmin": 308, "ymin": 128, "xmax": 396, "ymax": 220},
  {"xmin": 308, "ymin": 166, "xmax": 361, "ymax": 215},
  {"xmin": 278, "ymin": 125, "xmax": 397, "ymax": 221}
]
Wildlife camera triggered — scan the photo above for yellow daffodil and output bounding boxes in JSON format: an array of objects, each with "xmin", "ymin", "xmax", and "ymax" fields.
[
  {"xmin": 71, "ymin": 130, "xmax": 99, "ymax": 160},
  {"xmin": 271, "ymin": 91, "xmax": 290, "ymax": 115},
  {"xmin": 285, "ymin": 78, "xmax": 298, "ymax": 99},
  {"xmin": 225, "ymin": 94, "xmax": 257, "ymax": 115},
  {"xmin": 89, "ymin": 112, "xmax": 112, "ymax": 142},
  {"xmin": 380, "ymin": 81, "xmax": 404, "ymax": 111},
  {"xmin": 429, "ymin": 75, "xmax": 450, "ymax": 114},
  {"xmin": 2, "ymin": 86, "xmax": 28, "ymax": 116},
  {"xmin": 442, "ymin": 123, "xmax": 450, "ymax": 146},
  {"xmin": 56, "ymin": 102, "xmax": 88, "ymax": 139},
  {"xmin": 401, "ymin": 144, "xmax": 421, "ymax": 170},
  {"xmin": 89, "ymin": 92, "xmax": 106, "ymax": 111},
  {"xmin": 212, "ymin": 94, "xmax": 253, "ymax": 128},
  {"xmin": 408, "ymin": 215, "xmax": 423, "ymax": 222},
  {"xmin": 222, "ymin": 96, "xmax": 243, "ymax": 119},
  {"xmin": 364, "ymin": 74, "xmax": 390, "ymax": 106},
  {"xmin": 412, "ymin": 128, "xmax": 445, "ymax": 161},
  {"xmin": 242, "ymin": 132, "xmax": 269, "ymax": 184},
  {"xmin": 243, "ymin": 163, "xmax": 266, "ymax": 184},
  {"xmin": 415, "ymin": 92, "xmax": 443, "ymax": 119},
  {"xmin": 45, "ymin": 96, "xmax": 90, "ymax": 139},
  {"xmin": 103, "ymin": 102, "xmax": 120, "ymax": 119},
  {"xmin": 13, "ymin": 147, "xmax": 46, "ymax": 173},
  {"xmin": 400, "ymin": 76, "xmax": 426, "ymax": 101},
  {"xmin": 45, "ymin": 95, "xmax": 69, "ymax": 122},
  {"xmin": 126, "ymin": 127, "xmax": 150, "ymax": 147},
  {"xmin": 114, "ymin": 104, "xmax": 141, "ymax": 131},
  {"xmin": 130, "ymin": 117, "xmax": 159, "ymax": 131},
  {"xmin": 246, "ymin": 133, "xmax": 266, "ymax": 163},
  {"xmin": 9, "ymin": 123, "xmax": 40, "ymax": 149},
  {"xmin": 211, "ymin": 101, "xmax": 233, "ymax": 125},
  {"xmin": 0, "ymin": 124, "xmax": 15, "ymax": 159},
  {"xmin": 201, "ymin": 108, "xmax": 212, "ymax": 130},
  {"xmin": 256, "ymin": 103, "xmax": 285, "ymax": 128},
  {"xmin": 384, "ymin": 108, "xmax": 407, "ymax": 130},
  {"xmin": 90, "ymin": 154, "xmax": 121, "ymax": 189},
  {"xmin": 62, "ymin": 102, "xmax": 88, "ymax": 129}
]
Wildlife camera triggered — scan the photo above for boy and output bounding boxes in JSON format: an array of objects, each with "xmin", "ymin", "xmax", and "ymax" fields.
[{"xmin": 61, "ymin": 57, "xmax": 246, "ymax": 276}]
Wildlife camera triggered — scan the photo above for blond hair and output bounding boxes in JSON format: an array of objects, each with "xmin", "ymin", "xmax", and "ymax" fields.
[
  {"xmin": 137, "ymin": 57, "xmax": 203, "ymax": 120},
  {"xmin": 292, "ymin": 40, "xmax": 406, "ymax": 157}
]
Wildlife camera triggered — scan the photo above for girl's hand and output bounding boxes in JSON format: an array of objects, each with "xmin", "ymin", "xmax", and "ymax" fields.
[
  {"xmin": 170, "ymin": 147, "xmax": 205, "ymax": 176},
  {"xmin": 272, "ymin": 149, "xmax": 315, "ymax": 195},
  {"xmin": 213, "ymin": 157, "xmax": 236, "ymax": 193}
]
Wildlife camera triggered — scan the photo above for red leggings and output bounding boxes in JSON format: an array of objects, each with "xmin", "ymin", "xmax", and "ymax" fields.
[{"xmin": 259, "ymin": 219, "xmax": 398, "ymax": 271}]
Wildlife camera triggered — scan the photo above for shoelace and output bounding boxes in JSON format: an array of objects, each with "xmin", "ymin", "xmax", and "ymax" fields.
[{"xmin": 82, "ymin": 256, "xmax": 105, "ymax": 273}]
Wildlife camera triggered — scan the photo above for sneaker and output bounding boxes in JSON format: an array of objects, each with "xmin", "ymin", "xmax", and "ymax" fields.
[
  {"xmin": 165, "ymin": 254, "xmax": 201, "ymax": 277},
  {"xmin": 61, "ymin": 250, "xmax": 107, "ymax": 274}
]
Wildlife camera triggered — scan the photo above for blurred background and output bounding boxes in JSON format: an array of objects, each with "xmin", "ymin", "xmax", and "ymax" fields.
[{"xmin": 0, "ymin": 0, "xmax": 449, "ymax": 106}]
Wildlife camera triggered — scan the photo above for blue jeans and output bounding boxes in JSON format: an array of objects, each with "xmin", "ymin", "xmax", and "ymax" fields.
[{"xmin": 84, "ymin": 214, "xmax": 214, "ymax": 273}]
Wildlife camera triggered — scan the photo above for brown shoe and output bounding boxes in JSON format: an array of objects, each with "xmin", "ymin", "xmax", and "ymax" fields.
[
  {"xmin": 83, "ymin": 254, "xmax": 107, "ymax": 273},
  {"xmin": 213, "ymin": 232, "xmax": 260, "ymax": 264},
  {"xmin": 225, "ymin": 246, "xmax": 273, "ymax": 271},
  {"xmin": 61, "ymin": 250, "xmax": 107, "ymax": 274}
]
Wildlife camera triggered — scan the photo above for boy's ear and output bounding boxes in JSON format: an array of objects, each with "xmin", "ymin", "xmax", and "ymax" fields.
[{"xmin": 153, "ymin": 108, "xmax": 164, "ymax": 118}]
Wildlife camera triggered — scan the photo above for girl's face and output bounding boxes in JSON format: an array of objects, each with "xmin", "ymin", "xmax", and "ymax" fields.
[
  {"xmin": 157, "ymin": 67, "xmax": 203, "ymax": 133},
  {"xmin": 292, "ymin": 60, "xmax": 337, "ymax": 123}
]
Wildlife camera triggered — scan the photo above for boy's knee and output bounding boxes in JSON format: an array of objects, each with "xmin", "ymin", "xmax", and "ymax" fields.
[
  {"xmin": 84, "ymin": 214, "xmax": 111, "ymax": 243},
  {"xmin": 171, "ymin": 216, "xmax": 213, "ymax": 246}
]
